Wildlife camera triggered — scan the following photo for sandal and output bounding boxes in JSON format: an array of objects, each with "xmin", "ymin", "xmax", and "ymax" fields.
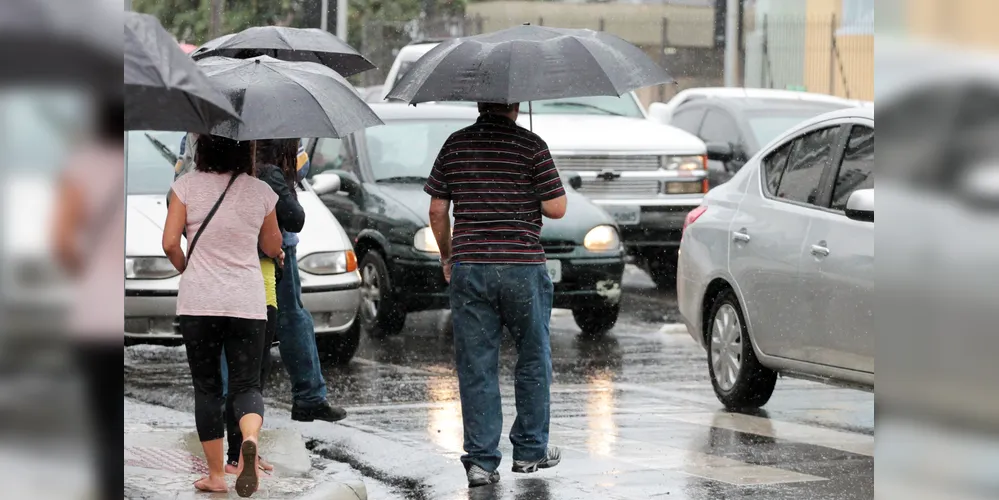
[{"xmin": 234, "ymin": 440, "xmax": 259, "ymax": 497}]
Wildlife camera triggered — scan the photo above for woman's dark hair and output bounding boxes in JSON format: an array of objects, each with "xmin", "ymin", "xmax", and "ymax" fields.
[
  {"xmin": 255, "ymin": 139, "xmax": 299, "ymax": 194},
  {"xmin": 195, "ymin": 135, "xmax": 254, "ymax": 175}
]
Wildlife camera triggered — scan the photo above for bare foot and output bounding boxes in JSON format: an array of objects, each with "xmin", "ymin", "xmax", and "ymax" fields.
[
  {"xmin": 194, "ymin": 475, "xmax": 227, "ymax": 493},
  {"xmin": 229, "ymin": 456, "xmax": 272, "ymax": 475},
  {"xmin": 235, "ymin": 439, "xmax": 259, "ymax": 498}
]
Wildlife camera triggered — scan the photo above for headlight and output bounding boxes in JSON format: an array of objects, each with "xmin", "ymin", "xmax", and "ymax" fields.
[
  {"xmin": 661, "ymin": 155, "xmax": 706, "ymax": 171},
  {"xmin": 414, "ymin": 227, "xmax": 441, "ymax": 254},
  {"xmin": 298, "ymin": 251, "xmax": 357, "ymax": 275},
  {"xmin": 125, "ymin": 257, "xmax": 179, "ymax": 279},
  {"xmin": 583, "ymin": 225, "xmax": 621, "ymax": 252}
]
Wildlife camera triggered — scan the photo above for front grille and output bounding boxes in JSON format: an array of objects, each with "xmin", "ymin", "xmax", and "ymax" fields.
[
  {"xmin": 542, "ymin": 240, "xmax": 576, "ymax": 254},
  {"xmin": 554, "ymin": 155, "xmax": 662, "ymax": 198},
  {"xmin": 554, "ymin": 155, "xmax": 661, "ymax": 172}
]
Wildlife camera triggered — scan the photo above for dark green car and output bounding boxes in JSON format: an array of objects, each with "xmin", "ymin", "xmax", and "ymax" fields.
[{"xmin": 305, "ymin": 104, "xmax": 625, "ymax": 338}]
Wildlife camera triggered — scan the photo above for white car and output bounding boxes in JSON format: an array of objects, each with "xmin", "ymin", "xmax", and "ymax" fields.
[
  {"xmin": 677, "ymin": 107, "xmax": 874, "ymax": 409},
  {"xmin": 648, "ymin": 87, "xmax": 872, "ymax": 125},
  {"xmin": 382, "ymin": 40, "xmax": 726, "ymax": 289},
  {"xmin": 124, "ymin": 131, "xmax": 363, "ymax": 364}
]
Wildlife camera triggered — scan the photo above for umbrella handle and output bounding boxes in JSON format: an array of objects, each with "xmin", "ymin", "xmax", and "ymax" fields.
[{"xmin": 529, "ymin": 101, "xmax": 533, "ymax": 132}]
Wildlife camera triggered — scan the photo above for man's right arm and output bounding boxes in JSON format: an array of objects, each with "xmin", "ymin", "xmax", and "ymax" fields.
[{"xmin": 533, "ymin": 143, "xmax": 568, "ymax": 219}]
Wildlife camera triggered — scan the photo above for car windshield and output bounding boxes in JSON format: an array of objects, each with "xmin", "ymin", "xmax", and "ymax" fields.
[
  {"xmin": 365, "ymin": 120, "xmax": 468, "ymax": 182},
  {"xmin": 746, "ymin": 107, "xmax": 846, "ymax": 146},
  {"xmin": 126, "ymin": 130, "xmax": 185, "ymax": 195},
  {"xmin": 443, "ymin": 95, "xmax": 645, "ymax": 118}
]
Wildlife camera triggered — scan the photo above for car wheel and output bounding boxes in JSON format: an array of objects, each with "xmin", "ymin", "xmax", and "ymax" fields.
[
  {"xmin": 572, "ymin": 304, "xmax": 621, "ymax": 339},
  {"xmin": 358, "ymin": 251, "xmax": 406, "ymax": 338},
  {"xmin": 316, "ymin": 318, "xmax": 361, "ymax": 367},
  {"xmin": 643, "ymin": 249, "xmax": 678, "ymax": 290},
  {"xmin": 707, "ymin": 290, "xmax": 777, "ymax": 409}
]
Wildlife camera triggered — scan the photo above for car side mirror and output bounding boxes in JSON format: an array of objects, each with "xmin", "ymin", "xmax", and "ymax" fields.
[
  {"xmin": 845, "ymin": 189, "xmax": 874, "ymax": 222},
  {"xmin": 706, "ymin": 142, "xmax": 734, "ymax": 163},
  {"xmin": 647, "ymin": 102, "xmax": 670, "ymax": 124},
  {"xmin": 564, "ymin": 172, "xmax": 583, "ymax": 190},
  {"xmin": 311, "ymin": 173, "xmax": 342, "ymax": 196}
]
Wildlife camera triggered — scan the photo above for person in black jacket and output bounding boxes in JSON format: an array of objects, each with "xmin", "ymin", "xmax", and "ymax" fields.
[{"xmin": 220, "ymin": 139, "xmax": 307, "ymax": 474}]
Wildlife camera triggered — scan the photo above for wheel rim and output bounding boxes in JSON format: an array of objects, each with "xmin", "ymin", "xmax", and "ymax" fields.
[
  {"xmin": 710, "ymin": 303, "xmax": 743, "ymax": 392},
  {"xmin": 360, "ymin": 262, "xmax": 381, "ymax": 322}
]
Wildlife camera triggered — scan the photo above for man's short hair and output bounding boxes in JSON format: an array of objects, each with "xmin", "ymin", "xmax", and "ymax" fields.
[{"xmin": 478, "ymin": 102, "xmax": 519, "ymax": 114}]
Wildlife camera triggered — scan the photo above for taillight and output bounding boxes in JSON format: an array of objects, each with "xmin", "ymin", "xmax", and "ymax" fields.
[{"xmin": 683, "ymin": 206, "xmax": 708, "ymax": 232}]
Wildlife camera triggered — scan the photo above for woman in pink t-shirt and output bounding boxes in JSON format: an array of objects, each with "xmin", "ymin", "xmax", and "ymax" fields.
[{"xmin": 162, "ymin": 135, "xmax": 283, "ymax": 497}]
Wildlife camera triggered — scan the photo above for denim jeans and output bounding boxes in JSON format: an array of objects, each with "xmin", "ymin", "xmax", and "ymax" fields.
[
  {"xmin": 274, "ymin": 245, "xmax": 327, "ymax": 407},
  {"xmin": 449, "ymin": 263, "xmax": 554, "ymax": 473}
]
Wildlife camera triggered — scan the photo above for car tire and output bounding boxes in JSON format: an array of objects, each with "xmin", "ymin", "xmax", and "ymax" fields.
[
  {"xmin": 706, "ymin": 290, "xmax": 777, "ymax": 409},
  {"xmin": 316, "ymin": 318, "xmax": 361, "ymax": 367},
  {"xmin": 572, "ymin": 304, "xmax": 621, "ymax": 339},
  {"xmin": 358, "ymin": 251, "xmax": 406, "ymax": 338},
  {"xmin": 643, "ymin": 249, "xmax": 678, "ymax": 290}
]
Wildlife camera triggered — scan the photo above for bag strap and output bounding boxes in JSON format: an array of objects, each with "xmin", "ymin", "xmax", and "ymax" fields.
[{"xmin": 186, "ymin": 172, "xmax": 239, "ymax": 260}]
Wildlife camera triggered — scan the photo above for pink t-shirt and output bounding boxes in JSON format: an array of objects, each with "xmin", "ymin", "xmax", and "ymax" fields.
[{"xmin": 171, "ymin": 171, "xmax": 278, "ymax": 320}]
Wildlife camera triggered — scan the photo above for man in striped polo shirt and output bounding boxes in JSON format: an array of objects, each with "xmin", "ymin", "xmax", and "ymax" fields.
[{"xmin": 424, "ymin": 102, "xmax": 568, "ymax": 488}]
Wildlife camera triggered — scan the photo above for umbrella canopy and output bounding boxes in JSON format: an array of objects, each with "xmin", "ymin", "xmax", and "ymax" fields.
[
  {"xmin": 198, "ymin": 56, "xmax": 383, "ymax": 141},
  {"xmin": 0, "ymin": 0, "xmax": 118, "ymax": 85},
  {"xmin": 386, "ymin": 25, "xmax": 673, "ymax": 104},
  {"xmin": 192, "ymin": 26, "xmax": 376, "ymax": 77},
  {"xmin": 125, "ymin": 12, "xmax": 240, "ymax": 133},
  {"xmin": 178, "ymin": 43, "xmax": 198, "ymax": 55}
]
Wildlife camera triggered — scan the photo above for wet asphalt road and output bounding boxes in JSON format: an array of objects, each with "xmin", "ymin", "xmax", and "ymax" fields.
[{"xmin": 124, "ymin": 266, "xmax": 874, "ymax": 500}]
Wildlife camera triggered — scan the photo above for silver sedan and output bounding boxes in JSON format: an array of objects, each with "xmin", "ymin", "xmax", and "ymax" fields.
[{"xmin": 677, "ymin": 107, "xmax": 874, "ymax": 409}]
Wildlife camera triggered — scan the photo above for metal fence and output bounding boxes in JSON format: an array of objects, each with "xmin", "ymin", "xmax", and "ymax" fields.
[{"xmin": 358, "ymin": 16, "xmax": 484, "ymax": 88}]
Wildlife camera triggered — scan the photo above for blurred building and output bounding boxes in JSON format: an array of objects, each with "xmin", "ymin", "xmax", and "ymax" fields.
[{"xmin": 743, "ymin": 0, "xmax": 873, "ymax": 101}]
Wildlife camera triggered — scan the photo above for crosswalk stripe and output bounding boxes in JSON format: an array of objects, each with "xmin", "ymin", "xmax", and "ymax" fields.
[{"xmin": 662, "ymin": 412, "xmax": 874, "ymax": 457}]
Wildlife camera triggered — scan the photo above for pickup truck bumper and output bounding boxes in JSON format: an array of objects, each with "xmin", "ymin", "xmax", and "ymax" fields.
[{"xmin": 592, "ymin": 196, "xmax": 703, "ymax": 250}]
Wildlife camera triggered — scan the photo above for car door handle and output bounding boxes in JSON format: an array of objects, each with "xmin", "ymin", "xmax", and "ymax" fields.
[
  {"xmin": 811, "ymin": 243, "xmax": 830, "ymax": 257},
  {"xmin": 732, "ymin": 229, "xmax": 751, "ymax": 243}
]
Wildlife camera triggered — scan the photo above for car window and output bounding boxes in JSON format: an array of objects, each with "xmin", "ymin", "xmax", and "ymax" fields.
[
  {"xmin": 309, "ymin": 138, "xmax": 350, "ymax": 178},
  {"xmin": 364, "ymin": 120, "xmax": 468, "ymax": 181},
  {"xmin": 700, "ymin": 109, "xmax": 740, "ymax": 145},
  {"xmin": 762, "ymin": 142, "xmax": 794, "ymax": 197},
  {"xmin": 776, "ymin": 126, "xmax": 839, "ymax": 205},
  {"xmin": 830, "ymin": 125, "xmax": 874, "ymax": 211},
  {"xmin": 670, "ymin": 107, "xmax": 704, "ymax": 134},
  {"xmin": 126, "ymin": 130, "xmax": 186, "ymax": 195},
  {"xmin": 443, "ymin": 95, "xmax": 645, "ymax": 118}
]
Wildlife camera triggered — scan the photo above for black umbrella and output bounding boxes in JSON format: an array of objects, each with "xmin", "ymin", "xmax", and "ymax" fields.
[
  {"xmin": 192, "ymin": 26, "xmax": 376, "ymax": 77},
  {"xmin": 198, "ymin": 56, "xmax": 383, "ymax": 141},
  {"xmin": 0, "ymin": 0, "xmax": 117, "ymax": 86},
  {"xmin": 125, "ymin": 12, "xmax": 240, "ymax": 133},
  {"xmin": 386, "ymin": 25, "xmax": 673, "ymax": 105}
]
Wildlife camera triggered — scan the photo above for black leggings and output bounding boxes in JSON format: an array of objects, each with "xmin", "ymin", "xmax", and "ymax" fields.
[
  {"xmin": 226, "ymin": 306, "xmax": 277, "ymax": 464},
  {"xmin": 179, "ymin": 315, "xmax": 266, "ymax": 442}
]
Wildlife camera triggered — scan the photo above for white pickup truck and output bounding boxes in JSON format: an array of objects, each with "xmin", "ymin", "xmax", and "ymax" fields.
[{"xmin": 381, "ymin": 40, "xmax": 723, "ymax": 289}]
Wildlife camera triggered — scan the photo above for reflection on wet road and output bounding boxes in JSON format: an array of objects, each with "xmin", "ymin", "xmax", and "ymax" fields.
[{"xmin": 125, "ymin": 266, "xmax": 873, "ymax": 499}]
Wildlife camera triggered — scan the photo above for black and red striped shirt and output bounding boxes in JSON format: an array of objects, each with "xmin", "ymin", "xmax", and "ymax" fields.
[{"xmin": 424, "ymin": 113, "xmax": 565, "ymax": 265}]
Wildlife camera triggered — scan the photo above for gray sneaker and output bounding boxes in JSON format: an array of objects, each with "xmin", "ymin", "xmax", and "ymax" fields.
[
  {"xmin": 466, "ymin": 464, "xmax": 501, "ymax": 488},
  {"xmin": 512, "ymin": 446, "xmax": 562, "ymax": 474}
]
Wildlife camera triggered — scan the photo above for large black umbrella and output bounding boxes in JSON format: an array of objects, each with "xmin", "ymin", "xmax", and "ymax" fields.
[
  {"xmin": 192, "ymin": 26, "xmax": 376, "ymax": 77},
  {"xmin": 0, "ymin": 0, "xmax": 117, "ymax": 86},
  {"xmin": 386, "ymin": 25, "xmax": 673, "ymax": 104},
  {"xmin": 125, "ymin": 12, "xmax": 240, "ymax": 133},
  {"xmin": 198, "ymin": 56, "xmax": 383, "ymax": 141}
]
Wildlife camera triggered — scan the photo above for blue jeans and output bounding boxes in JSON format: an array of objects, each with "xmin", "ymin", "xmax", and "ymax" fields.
[
  {"xmin": 222, "ymin": 247, "xmax": 326, "ymax": 408},
  {"xmin": 449, "ymin": 263, "xmax": 554, "ymax": 473},
  {"xmin": 275, "ymin": 245, "xmax": 327, "ymax": 407}
]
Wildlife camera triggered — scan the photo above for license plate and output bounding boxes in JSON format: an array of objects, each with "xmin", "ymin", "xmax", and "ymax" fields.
[
  {"xmin": 606, "ymin": 205, "xmax": 641, "ymax": 225},
  {"xmin": 546, "ymin": 260, "xmax": 562, "ymax": 283}
]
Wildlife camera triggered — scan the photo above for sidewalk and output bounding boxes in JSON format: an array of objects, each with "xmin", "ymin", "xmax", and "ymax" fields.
[{"xmin": 124, "ymin": 398, "xmax": 366, "ymax": 500}]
